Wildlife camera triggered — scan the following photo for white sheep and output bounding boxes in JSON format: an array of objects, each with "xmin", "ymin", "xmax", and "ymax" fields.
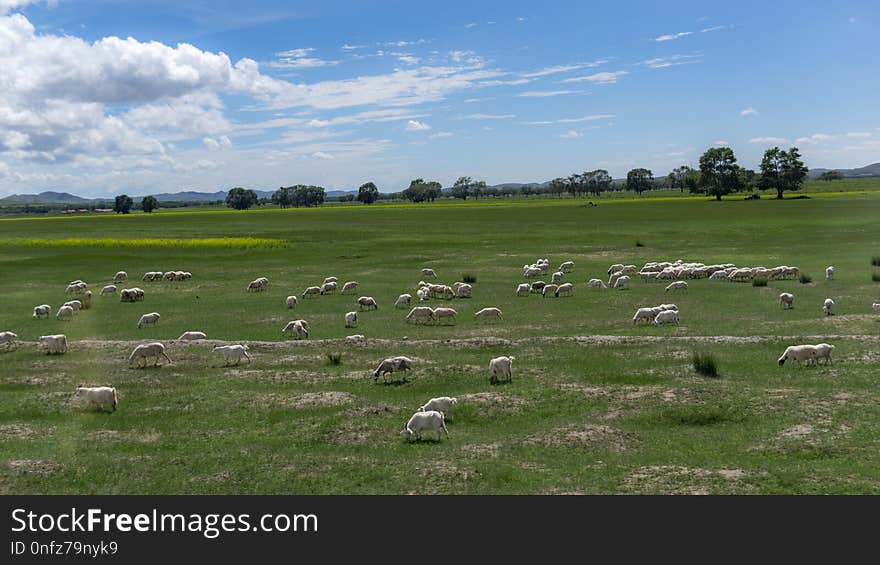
[
  {"xmin": 322, "ymin": 276, "xmax": 338, "ymax": 285},
  {"xmin": 373, "ymin": 356, "xmax": 413, "ymax": 382},
  {"xmin": 523, "ymin": 266, "xmax": 542, "ymax": 278},
  {"xmin": 587, "ymin": 278, "xmax": 607, "ymax": 289},
  {"xmin": 417, "ymin": 287, "xmax": 430, "ymax": 302},
  {"xmin": 516, "ymin": 283, "xmax": 531, "ymax": 297},
  {"xmin": 302, "ymin": 286, "xmax": 321, "ymax": 298},
  {"xmin": 455, "ymin": 283, "xmax": 473, "ymax": 298},
  {"xmin": 433, "ymin": 307, "xmax": 458, "ymax": 325},
  {"xmin": 320, "ymin": 281, "xmax": 338, "ymax": 295},
  {"xmin": 33, "ymin": 304, "xmax": 51, "ymax": 318},
  {"xmin": 658, "ymin": 303, "xmax": 678, "ymax": 312},
  {"xmin": 613, "ymin": 275, "xmax": 631, "ymax": 290},
  {"xmin": 405, "ymin": 306, "xmax": 434, "ymax": 324},
  {"xmin": 489, "ymin": 356, "xmax": 514, "ymax": 384},
  {"xmin": 555, "ymin": 282, "xmax": 573, "ymax": 297},
  {"xmin": 114, "ymin": 271, "xmax": 128, "ymax": 283},
  {"xmin": 177, "ymin": 331, "xmax": 207, "ymax": 341},
  {"xmin": 395, "ymin": 293, "xmax": 412, "ymax": 308},
  {"xmin": 39, "ymin": 334, "xmax": 68, "ymax": 355},
  {"xmin": 632, "ymin": 307, "xmax": 657, "ymax": 325},
  {"xmin": 542, "ymin": 284, "xmax": 558, "ymax": 298},
  {"xmin": 665, "ymin": 281, "xmax": 688, "ymax": 293},
  {"xmin": 779, "ymin": 293, "xmax": 794, "ymax": 309},
  {"xmin": 559, "ymin": 261, "xmax": 575, "ymax": 273},
  {"xmin": 777, "ymin": 345, "xmax": 818, "ymax": 367},
  {"xmin": 62, "ymin": 300, "xmax": 83, "ymax": 313},
  {"xmin": 813, "ymin": 343, "xmax": 835, "ymax": 365},
  {"xmin": 825, "ymin": 266, "xmax": 835, "ymax": 280},
  {"xmin": 128, "ymin": 342, "xmax": 171, "ymax": 368},
  {"xmin": 100, "ymin": 284, "xmax": 117, "ymax": 296},
  {"xmin": 823, "ymin": 298, "xmax": 835, "ymax": 316},
  {"xmin": 653, "ymin": 309, "xmax": 679, "ymax": 326},
  {"xmin": 607, "ymin": 263, "xmax": 624, "ymax": 275},
  {"xmin": 73, "ymin": 386, "xmax": 118, "ymax": 412},
  {"xmin": 345, "ymin": 311, "xmax": 358, "ymax": 328},
  {"xmin": 341, "ymin": 281, "xmax": 359, "ymax": 295},
  {"xmin": 873, "ymin": 303, "xmax": 880, "ymax": 311},
  {"xmin": 0, "ymin": 331, "xmax": 18, "ymax": 348},
  {"xmin": 421, "ymin": 268, "xmax": 438, "ymax": 279},
  {"xmin": 474, "ymin": 307, "xmax": 503, "ymax": 322},
  {"xmin": 286, "ymin": 295, "xmax": 298, "ymax": 309},
  {"xmin": 55, "ymin": 305, "xmax": 74, "ymax": 321},
  {"xmin": 282, "ymin": 320, "xmax": 309, "ymax": 339},
  {"xmin": 551, "ymin": 271, "xmax": 565, "ymax": 284},
  {"xmin": 137, "ymin": 312, "xmax": 161, "ymax": 328},
  {"xmin": 419, "ymin": 397, "xmax": 457, "ymax": 421},
  {"xmin": 357, "ymin": 296, "xmax": 378, "ymax": 310},
  {"xmin": 212, "ymin": 344, "xmax": 251, "ymax": 366},
  {"xmin": 401, "ymin": 410, "xmax": 448, "ymax": 442}
]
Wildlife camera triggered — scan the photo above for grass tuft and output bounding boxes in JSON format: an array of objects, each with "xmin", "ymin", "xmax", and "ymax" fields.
[
  {"xmin": 635, "ymin": 239, "xmax": 645, "ymax": 247},
  {"xmin": 871, "ymin": 256, "xmax": 880, "ymax": 267},
  {"xmin": 872, "ymin": 272, "xmax": 880, "ymax": 283},
  {"xmin": 461, "ymin": 273, "xmax": 478, "ymax": 283},
  {"xmin": 325, "ymin": 352, "xmax": 343, "ymax": 366},
  {"xmin": 692, "ymin": 352, "xmax": 719, "ymax": 378},
  {"xmin": 752, "ymin": 277, "xmax": 768, "ymax": 287},
  {"xmin": 799, "ymin": 272, "xmax": 813, "ymax": 284}
]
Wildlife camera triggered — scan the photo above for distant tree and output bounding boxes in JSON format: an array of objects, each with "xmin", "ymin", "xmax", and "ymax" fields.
[
  {"xmin": 759, "ymin": 146, "xmax": 808, "ymax": 199},
  {"xmin": 780, "ymin": 147, "xmax": 809, "ymax": 198},
  {"xmin": 452, "ymin": 176, "xmax": 486, "ymax": 200},
  {"xmin": 271, "ymin": 186, "xmax": 296, "ymax": 208},
  {"xmin": 626, "ymin": 168, "xmax": 654, "ymax": 195},
  {"xmin": 585, "ymin": 169, "xmax": 612, "ymax": 197},
  {"xmin": 141, "ymin": 195, "xmax": 158, "ymax": 213},
  {"xmin": 402, "ymin": 178, "xmax": 442, "ymax": 203},
  {"xmin": 668, "ymin": 166, "xmax": 694, "ymax": 192},
  {"xmin": 738, "ymin": 168, "xmax": 758, "ymax": 192},
  {"xmin": 357, "ymin": 182, "xmax": 379, "ymax": 205},
  {"xmin": 225, "ymin": 187, "xmax": 259, "ymax": 210},
  {"xmin": 684, "ymin": 169, "xmax": 701, "ymax": 193},
  {"xmin": 698, "ymin": 147, "xmax": 743, "ymax": 201},
  {"xmin": 293, "ymin": 185, "xmax": 325, "ymax": 207},
  {"xmin": 521, "ymin": 184, "xmax": 535, "ymax": 197},
  {"xmin": 424, "ymin": 181, "xmax": 442, "ymax": 202},
  {"xmin": 113, "ymin": 194, "xmax": 133, "ymax": 214},
  {"xmin": 818, "ymin": 170, "xmax": 844, "ymax": 181}
]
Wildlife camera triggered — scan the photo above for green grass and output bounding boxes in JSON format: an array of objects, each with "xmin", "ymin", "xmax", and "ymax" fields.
[{"xmin": 1, "ymin": 192, "xmax": 879, "ymax": 494}]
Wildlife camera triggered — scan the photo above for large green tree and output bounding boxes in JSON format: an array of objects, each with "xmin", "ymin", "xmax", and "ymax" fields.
[
  {"xmin": 668, "ymin": 166, "xmax": 694, "ymax": 192},
  {"xmin": 451, "ymin": 176, "xmax": 486, "ymax": 200},
  {"xmin": 585, "ymin": 169, "xmax": 612, "ymax": 197},
  {"xmin": 759, "ymin": 146, "xmax": 809, "ymax": 199},
  {"xmin": 141, "ymin": 195, "xmax": 158, "ymax": 213},
  {"xmin": 698, "ymin": 147, "xmax": 742, "ymax": 201},
  {"xmin": 357, "ymin": 182, "xmax": 379, "ymax": 205},
  {"xmin": 225, "ymin": 187, "xmax": 259, "ymax": 210},
  {"xmin": 626, "ymin": 168, "xmax": 654, "ymax": 195},
  {"xmin": 113, "ymin": 194, "xmax": 133, "ymax": 214}
]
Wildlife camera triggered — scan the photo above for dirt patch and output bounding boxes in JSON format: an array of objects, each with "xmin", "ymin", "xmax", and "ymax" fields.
[
  {"xmin": 87, "ymin": 430, "xmax": 162, "ymax": 443},
  {"xmin": 259, "ymin": 391, "xmax": 355, "ymax": 409},
  {"xmin": 623, "ymin": 465, "xmax": 752, "ymax": 494},
  {"xmin": 461, "ymin": 442, "xmax": 502, "ymax": 459},
  {"xmin": 527, "ymin": 424, "xmax": 634, "ymax": 451},
  {"xmin": 8, "ymin": 459, "xmax": 62, "ymax": 475},
  {"xmin": 0, "ymin": 424, "xmax": 38, "ymax": 440},
  {"xmin": 458, "ymin": 392, "xmax": 528, "ymax": 416}
]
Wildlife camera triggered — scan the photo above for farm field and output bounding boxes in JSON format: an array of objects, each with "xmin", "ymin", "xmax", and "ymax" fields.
[{"xmin": 1, "ymin": 193, "xmax": 879, "ymax": 494}]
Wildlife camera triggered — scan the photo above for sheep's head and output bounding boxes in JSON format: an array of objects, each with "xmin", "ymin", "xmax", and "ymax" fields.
[
  {"xmin": 401, "ymin": 427, "xmax": 413, "ymax": 441},
  {"xmin": 777, "ymin": 349, "xmax": 790, "ymax": 366}
]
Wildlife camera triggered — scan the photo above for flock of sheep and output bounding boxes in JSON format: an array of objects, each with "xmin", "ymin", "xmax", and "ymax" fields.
[{"xmin": 2, "ymin": 257, "xmax": 878, "ymax": 442}]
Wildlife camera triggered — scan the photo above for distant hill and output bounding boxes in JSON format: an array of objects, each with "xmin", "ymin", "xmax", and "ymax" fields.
[
  {"xmin": 0, "ymin": 191, "xmax": 97, "ymax": 204},
  {"xmin": 809, "ymin": 162, "xmax": 880, "ymax": 179}
]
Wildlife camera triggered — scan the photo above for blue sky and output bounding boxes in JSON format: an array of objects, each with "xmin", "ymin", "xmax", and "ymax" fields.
[{"xmin": 0, "ymin": 0, "xmax": 878, "ymax": 197}]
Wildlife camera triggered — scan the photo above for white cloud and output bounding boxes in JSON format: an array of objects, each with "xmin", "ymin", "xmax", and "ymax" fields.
[
  {"xmin": 462, "ymin": 113, "xmax": 515, "ymax": 120},
  {"xmin": 795, "ymin": 133, "xmax": 834, "ymax": 144},
  {"xmin": 749, "ymin": 137, "xmax": 788, "ymax": 144},
  {"xmin": 310, "ymin": 151, "xmax": 334, "ymax": 160},
  {"xmin": 740, "ymin": 107, "xmax": 758, "ymax": 116},
  {"xmin": 405, "ymin": 119, "xmax": 431, "ymax": 131},
  {"xmin": 307, "ymin": 108, "xmax": 428, "ymax": 128},
  {"xmin": 384, "ymin": 39, "xmax": 428, "ymax": 47},
  {"xmin": 202, "ymin": 135, "xmax": 232, "ymax": 150},
  {"xmin": 655, "ymin": 31, "xmax": 692, "ymax": 42},
  {"xmin": 341, "ymin": 44, "xmax": 365, "ymax": 51},
  {"xmin": 430, "ymin": 131, "xmax": 453, "ymax": 138},
  {"xmin": 478, "ymin": 78, "xmax": 530, "ymax": 86},
  {"xmin": 517, "ymin": 90, "xmax": 577, "ymax": 98},
  {"xmin": 525, "ymin": 114, "xmax": 614, "ymax": 125},
  {"xmin": 270, "ymin": 48, "xmax": 338, "ymax": 69},
  {"xmin": 0, "ymin": 0, "xmax": 50, "ymax": 14},
  {"xmin": 464, "ymin": 22, "xmax": 477, "ymax": 29},
  {"xmin": 714, "ymin": 140, "xmax": 730, "ymax": 146},
  {"xmin": 560, "ymin": 130, "xmax": 581, "ymax": 139},
  {"xmin": 701, "ymin": 25, "xmax": 729, "ymax": 33},
  {"xmin": 560, "ymin": 71, "xmax": 627, "ymax": 85},
  {"xmin": 639, "ymin": 54, "xmax": 702, "ymax": 69},
  {"xmin": 522, "ymin": 60, "xmax": 609, "ymax": 78},
  {"xmin": 845, "ymin": 132, "xmax": 871, "ymax": 138},
  {"xmin": 397, "ymin": 55, "xmax": 420, "ymax": 65},
  {"xmin": 517, "ymin": 17, "xmax": 526, "ymax": 22}
]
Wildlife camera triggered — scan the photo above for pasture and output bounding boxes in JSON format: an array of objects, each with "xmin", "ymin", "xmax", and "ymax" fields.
[{"xmin": 1, "ymin": 192, "xmax": 879, "ymax": 494}]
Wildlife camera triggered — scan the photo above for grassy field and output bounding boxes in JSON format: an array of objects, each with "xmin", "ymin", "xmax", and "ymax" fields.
[{"xmin": 1, "ymin": 191, "xmax": 879, "ymax": 494}]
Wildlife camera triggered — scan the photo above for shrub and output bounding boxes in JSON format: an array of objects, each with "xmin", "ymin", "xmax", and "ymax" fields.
[
  {"xmin": 872, "ymin": 257, "xmax": 880, "ymax": 267},
  {"xmin": 692, "ymin": 352, "xmax": 719, "ymax": 378},
  {"xmin": 325, "ymin": 352, "xmax": 342, "ymax": 366},
  {"xmin": 635, "ymin": 240, "xmax": 645, "ymax": 247},
  {"xmin": 799, "ymin": 273, "xmax": 813, "ymax": 284},
  {"xmin": 752, "ymin": 277, "xmax": 768, "ymax": 287},
  {"xmin": 872, "ymin": 272, "xmax": 880, "ymax": 283},
  {"xmin": 461, "ymin": 273, "xmax": 478, "ymax": 283}
]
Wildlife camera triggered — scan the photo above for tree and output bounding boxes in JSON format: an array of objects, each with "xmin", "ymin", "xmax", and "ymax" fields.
[
  {"xmin": 141, "ymin": 195, "xmax": 158, "ymax": 213},
  {"xmin": 626, "ymin": 168, "xmax": 654, "ymax": 195},
  {"xmin": 271, "ymin": 186, "xmax": 296, "ymax": 208},
  {"xmin": 402, "ymin": 178, "xmax": 442, "ymax": 203},
  {"xmin": 113, "ymin": 194, "xmax": 133, "ymax": 214},
  {"xmin": 698, "ymin": 147, "xmax": 742, "ymax": 201},
  {"xmin": 225, "ymin": 187, "xmax": 259, "ymax": 210},
  {"xmin": 759, "ymin": 146, "xmax": 808, "ymax": 198},
  {"xmin": 738, "ymin": 168, "xmax": 758, "ymax": 192},
  {"xmin": 585, "ymin": 169, "xmax": 612, "ymax": 197},
  {"xmin": 818, "ymin": 170, "xmax": 843, "ymax": 181},
  {"xmin": 292, "ymin": 185, "xmax": 325, "ymax": 207},
  {"xmin": 357, "ymin": 182, "xmax": 379, "ymax": 205},
  {"xmin": 668, "ymin": 166, "xmax": 694, "ymax": 192},
  {"xmin": 779, "ymin": 147, "xmax": 809, "ymax": 199},
  {"xmin": 684, "ymin": 169, "xmax": 701, "ymax": 193},
  {"xmin": 452, "ymin": 176, "xmax": 486, "ymax": 200}
]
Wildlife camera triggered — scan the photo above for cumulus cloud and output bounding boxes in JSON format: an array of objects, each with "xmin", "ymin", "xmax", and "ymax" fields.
[
  {"xmin": 795, "ymin": 133, "xmax": 834, "ymax": 144},
  {"xmin": 560, "ymin": 71, "xmax": 627, "ymax": 85},
  {"xmin": 202, "ymin": 135, "xmax": 232, "ymax": 150},
  {"xmin": 749, "ymin": 137, "xmax": 788, "ymax": 144}
]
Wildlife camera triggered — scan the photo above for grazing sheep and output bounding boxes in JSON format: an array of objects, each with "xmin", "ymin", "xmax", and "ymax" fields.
[
  {"xmin": 56, "ymin": 305, "xmax": 74, "ymax": 321},
  {"xmin": 779, "ymin": 293, "xmax": 794, "ymax": 309},
  {"xmin": 341, "ymin": 281, "xmax": 359, "ymax": 295},
  {"xmin": 872, "ymin": 303, "xmax": 880, "ymax": 311},
  {"xmin": 542, "ymin": 284, "xmax": 559, "ymax": 298},
  {"xmin": 120, "ymin": 288, "xmax": 145, "ymax": 302},
  {"xmin": 0, "ymin": 331, "xmax": 18, "ymax": 348},
  {"xmin": 665, "ymin": 281, "xmax": 688, "ymax": 293},
  {"xmin": 607, "ymin": 263, "xmax": 624, "ymax": 275},
  {"xmin": 530, "ymin": 281, "xmax": 547, "ymax": 294},
  {"xmin": 474, "ymin": 307, "xmax": 503, "ymax": 322},
  {"xmin": 320, "ymin": 281, "xmax": 338, "ymax": 295},
  {"xmin": 345, "ymin": 311, "xmax": 358, "ymax": 328},
  {"xmin": 405, "ymin": 306, "xmax": 434, "ymax": 324},
  {"xmin": 302, "ymin": 286, "xmax": 321, "ymax": 298},
  {"xmin": 286, "ymin": 295, "xmax": 298, "ymax": 309},
  {"xmin": 62, "ymin": 300, "xmax": 83, "ymax": 313},
  {"xmin": 282, "ymin": 320, "xmax": 309, "ymax": 339},
  {"xmin": 81, "ymin": 291, "xmax": 92, "ymax": 309},
  {"xmin": 555, "ymin": 282, "xmax": 574, "ymax": 297},
  {"xmin": 814, "ymin": 343, "xmax": 835, "ymax": 365},
  {"xmin": 421, "ymin": 268, "xmax": 438, "ymax": 279},
  {"xmin": 416, "ymin": 287, "xmax": 430, "ymax": 302},
  {"xmin": 33, "ymin": 304, "xmax": 51, "ymax": 319},
  {"xmin": 114, "ymin": 271, "xmax": 128, "ymax": 283},
  {"xmin": 523, "ymin": 266, "xmax": 543, "ymax": 278},
  {"xmin": 137, "ymin": 312, "xmax": 161, "ymax": 328},
  {"xmin": 128, "ymin": 342, "xmax": 171, "ymax": 368},
  {"xmin": 65, "ymin": 282, "xmax": 87, "ymax": 294},
  {"xmin": 632, "ymin": 307, "xmax": 657, "ymax": 325},
  {"xmin": 516, "ymin": 283, "xmax": 531, "ymax": 297},
  {"xmin": 357, "ymin": 296, "xmax": 378, "ymax": 310},
  {"xmin": 395, "ymin": 294, "xmax": 412, "ymax": 309},
  {"xmin": 455, "ymin": 283, "xmax": 473, "ymax": 299},
  {"xmin": 73, "ymin": 386, "xmax": 117, "ymax": 412},
  {"xmin": 346, "ymin": 334, "xmax": 365, "ymax": 341},
  {"xmin": 247, "ymin": 279, "xmax": 268, "ymax": 292},
  {"xmin": 39, "ymin": 334, "xmax": 68, "ymax": 355},
  {"xmin": 777, "ymin": 345, "xmax": 818, "ymax": 367},
  {"xmin": 419, "ymin": 397, "xmax": 457, "ymax": 421},
  {"xmin": 658, "ymin": 303, "xmax": 678, "ymax": 312},
  {"xmin": 373, "ymin": 356, "xmax": 414, "ymax": 382},
  {"xmin": 177, "ymin": 331, "xmax": 207, "ymax": 341},
  {"xmin": 401, "ymin": 410, "xmax": 448, "ymax": 442},
  {"xmin": 488, "ymin": 356, "xmax": 514, "ymax": 384},
  {"xmin": 322, "ymin": 276, "xmax": 338, "ymax": 285},
  {"xmin": 825, "ymin": 266, "xmax": 835, "ymax": 281},
  {"xmin": 433, "ymin": 307, "xmax": 458, "ymax": 325},
  {"xmin": 613, "ymin": 275, "xmax": 631, "ymax": 290},
  {"xmin": 212, "ymin": 344, "xmax": 251, "ymax": 366},
  {"xmin": 551, "ymin": 271, "xmax": 565, "ymax": 284},
  {"xmin": 587, "ymin": 278, "xmax": 607, "ymax": 289},
  {"xmin": 823, "ymin": 298, "xmax": 835, "ymax": 316},
  {"xmin": 653, "ymin": 309, "xmax": 679, "ymax": 326},
  {"xmin": 709, "ymin": 270, "xmax": 729, "ymax": 281},
  {"xmin": 559, "ymin": 261, "xmax": 575, "ymax": 273}
]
